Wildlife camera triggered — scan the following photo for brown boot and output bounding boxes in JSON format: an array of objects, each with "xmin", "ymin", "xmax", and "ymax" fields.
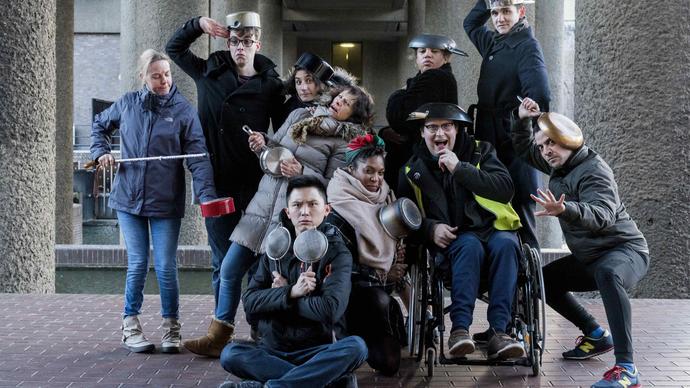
[{"xmin": 183, "ymin": 317, "xmax": 234, "ymax": 358}]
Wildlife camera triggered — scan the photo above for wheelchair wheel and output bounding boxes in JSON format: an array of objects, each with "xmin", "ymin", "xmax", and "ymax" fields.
[
  {"xmin": 416, "ymin": 264, "xmax": 429, "ymax": 362},
  {"xmin": 408, "ymin": 264, "xmax": 419, "ymax": 357},
  {"xmin": 530, "ymin": 246, "xmax": 547, "ymax": 359},
  {"xmin": 426, "ymin": 347, "xmax": 435, "ymax": 378},
  {"xmin": 530, "ymin": 337, "xmax": 541, "ymax": 376}
]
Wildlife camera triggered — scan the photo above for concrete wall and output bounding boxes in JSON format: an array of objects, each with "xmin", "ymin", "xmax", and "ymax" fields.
[
  {"xmin": 0, "ymin": 0, "xmax": 57, "ymax": 293},
  {"xmin": 75, "ymin": 0, "xmax": 120, "ymax": 33},
  {"xmin": 575, "ymin": 0, "xmax": 690, "ymax": 298},
  {"xmin": 73, "ymin": 35, "xmax": 121, "ymax": 140},
  {"xmin": 362, "ymin": 41, "xmax": 400, "ymax": 127}
]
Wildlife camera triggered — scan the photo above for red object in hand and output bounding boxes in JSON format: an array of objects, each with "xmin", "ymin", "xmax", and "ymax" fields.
[{"xmin": 200, "ymin": 197, "xmax": 235, "ymax": 217}]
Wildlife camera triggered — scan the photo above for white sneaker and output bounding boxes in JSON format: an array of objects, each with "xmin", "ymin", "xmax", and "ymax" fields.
[
  {"xmin": 122, "ymin": 315, "xmax": 155, "ymax": 353},
  {"xmin": 160, "ymin": 317, "xmax": 181, "ymax": 354}
]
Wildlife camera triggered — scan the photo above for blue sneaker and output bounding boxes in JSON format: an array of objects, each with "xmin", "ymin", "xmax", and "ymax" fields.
[
  {"xmin": 591, "ymin": 365, "xmax": 640, "ymax": 388},
  {"xmin": 562, "ymin": 330, "xmax": 614, "ymax": 360}
]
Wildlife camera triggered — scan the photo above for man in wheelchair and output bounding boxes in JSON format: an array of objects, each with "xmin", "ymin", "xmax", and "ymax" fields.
[
  {"xmin": 513, "ymin": 98, "xmax": 649, "ymax": 388},
  {"xmin": 397, "ymin": 102, "xmax": 526, "ymax": 360}
]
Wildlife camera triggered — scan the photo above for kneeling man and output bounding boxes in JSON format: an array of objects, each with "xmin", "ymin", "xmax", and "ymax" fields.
[
  {"xmin": 398, "ymin": 102, "xmax": 525, "ymax": 360},
  {"xmin": 220, "ymin": 176, "xmax": 367, "ymax": 388},
  {"xmin": 514, "ymin": 98, "xmax": 649, "ymax": 388}
]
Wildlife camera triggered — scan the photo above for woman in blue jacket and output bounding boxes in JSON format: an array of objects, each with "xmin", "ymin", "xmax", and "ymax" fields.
[{"xmin": 91, "ymin": 49, "xmax": 216, "ymax": 355}]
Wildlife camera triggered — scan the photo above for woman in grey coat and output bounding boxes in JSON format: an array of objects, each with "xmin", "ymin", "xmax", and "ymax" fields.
[{"xmin": 183, "ymin": 84, "xmax": 374, "ymax": 357}]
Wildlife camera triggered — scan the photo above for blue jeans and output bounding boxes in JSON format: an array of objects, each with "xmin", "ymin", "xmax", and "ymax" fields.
[
  {"xmin": 117, "ymin": 210, "xmax": 182, "ymax": 318},
  {"xmin": 446, "ymin": 231, "xmax": 519, "ymax": 332},
  {"xmin": 220, "ymin": 336, "xmax": 368, "ymax": 387},
  {"xmin": 205, "ymin": 212, "xmax": 241, "ymax": 307},
  {"xmin": 215, "ymin": 242, "xmax": 256, "ymax": 323}
]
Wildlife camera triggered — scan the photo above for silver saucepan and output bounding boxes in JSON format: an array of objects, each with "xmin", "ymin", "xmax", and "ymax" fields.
[
  {"xmin": 243, "ymin": 125, "xmax": 295, "ymax": 177},
  {"xmin": 378, "ymin": 197, "xmax": 423, "ymax": 239}
]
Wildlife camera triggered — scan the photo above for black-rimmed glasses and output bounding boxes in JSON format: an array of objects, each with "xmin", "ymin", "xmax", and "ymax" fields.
[{"xmin": 228, "ymin": 37, "xmax": 257, "ymax": 47}]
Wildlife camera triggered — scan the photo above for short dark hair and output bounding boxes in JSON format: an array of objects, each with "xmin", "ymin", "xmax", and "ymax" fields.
[
  {"xmin": 329, "ymin": 85, "xmax": 375, "ymax": 129},
  {"xmin": 286, "ymin": 175, "xmax": 327, "ymax": 204}
]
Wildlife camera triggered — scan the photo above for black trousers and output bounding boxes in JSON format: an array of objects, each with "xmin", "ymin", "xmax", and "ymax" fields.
[
  {"xmin": 346, "ymin": 285, "xmax": 405, "ymax": 376},
  {"xmin": 542, "ymin": 245, "xmax": 649, "ymax": 363}
]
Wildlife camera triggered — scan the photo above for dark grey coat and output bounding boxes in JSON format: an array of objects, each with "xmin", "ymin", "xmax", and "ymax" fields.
[
  {"xmin": 90, "ymin": 85, "xmax": 216, "ymax": 218},
  {"xmin": 511, "ymin": 116, "xmax": 649, "ymax": 263},
  {"xmin": 464, "ymin": 0, "xmax": 550, "ymax": 164}
]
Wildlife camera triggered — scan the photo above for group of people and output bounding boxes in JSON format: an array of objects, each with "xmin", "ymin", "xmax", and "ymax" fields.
[{"xmin": 90, "ymin": 1, "xmax": 649, "ymax": 387}]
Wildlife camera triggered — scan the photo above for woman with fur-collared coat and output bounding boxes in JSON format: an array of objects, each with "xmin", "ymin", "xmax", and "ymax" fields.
[{"xmin": 183, "ymin": 84, "xmax": 373, "ymax": 358}]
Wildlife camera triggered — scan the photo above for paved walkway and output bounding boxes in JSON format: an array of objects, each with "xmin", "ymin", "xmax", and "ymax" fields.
[{"xmin": 0, "ymin": 294, "xmax": 688, "ymax": 387}]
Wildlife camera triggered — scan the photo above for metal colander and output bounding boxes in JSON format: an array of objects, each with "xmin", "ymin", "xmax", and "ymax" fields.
[{"xmin": 293, "ymin": 229, "xmax": 328, "ymax": 265}]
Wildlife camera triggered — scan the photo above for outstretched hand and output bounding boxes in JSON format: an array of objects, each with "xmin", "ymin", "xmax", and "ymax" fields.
[{"xmin": 531, "ymin": 188, "xmax": 565, "ymax": 217}]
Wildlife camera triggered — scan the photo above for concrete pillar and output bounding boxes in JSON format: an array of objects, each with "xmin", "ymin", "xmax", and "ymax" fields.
[
  {"xmin": 534, "ymin": 0, "xmax": 565, "ymax": 249},
  {"xmin": 120, "ymin": 0, "xmax": 210, "ymax": 245},
  {"xmin": 56, "ymin": 0, "xmax": 74, "ymax": 244},
  {"xmin": 535, "ymin": 0, "xmax": 564, "ymax": 112},
  {"xmin": 0, "ymin": 0, "xmax": 56, "ymax": 293},
  {"xmin": 258, "ymin": 0, "xmax": 283, "ymax": 75},
  {"xmin": 282, "ymin": 32, "xmax": 297, "ymax": 78},
  {"xmin": 398, "ymin": 0, "xmax": 425, "ymax": 85},
  {"xmin": 210, "ymin": 0, "xmax": 260, "ymax": 53},
  {"xmin": 363, "ymin": 41, "xmax": 402, "ymax": 127},
  {"xmin": 575, "ymin": 1, "xmax": 690, "ymax": 297},
  {"xmin": 425, "ymin": 0, "xmax": 482, "ymax": 110}
]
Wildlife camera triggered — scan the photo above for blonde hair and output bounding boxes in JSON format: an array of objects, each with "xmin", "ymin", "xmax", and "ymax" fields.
[{"xmin": 138, "ymin": 49, "xmax": 170, "ymax": 86}]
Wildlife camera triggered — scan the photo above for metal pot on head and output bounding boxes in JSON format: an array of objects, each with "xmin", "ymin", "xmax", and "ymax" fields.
[{"xmin": 378, "ymin": 198, "xmax": 423, "ymax": 239}]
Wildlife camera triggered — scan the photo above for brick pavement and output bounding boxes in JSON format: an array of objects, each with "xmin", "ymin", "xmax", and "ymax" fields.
[{"xmin": 0, "ymin": 294, "xmax": 688, "ymax": 388}]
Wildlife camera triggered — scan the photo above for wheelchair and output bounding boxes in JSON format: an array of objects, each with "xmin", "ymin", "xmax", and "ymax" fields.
[{"xmin": 406, "ymin": 242, "xmax": 546, "ymax": 377}]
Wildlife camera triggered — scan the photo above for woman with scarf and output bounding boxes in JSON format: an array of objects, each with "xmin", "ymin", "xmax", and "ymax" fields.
[
  {"xmin": 326, "ymin": 134, "xmax": 408, "ymax": 376},
  {"xmin": 183, "ymin": 84, "xmax": 374, "ymax": 358},
  {"xmin": 464, "ymin": 0, "xmax": 550, "ymax": 254},
  {"xmin": 91, "ymin": 49, "xmax": 216, "ymax": 354}
]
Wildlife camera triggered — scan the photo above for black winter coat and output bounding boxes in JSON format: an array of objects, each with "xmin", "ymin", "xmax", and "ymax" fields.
[
  {"xmin": 397, "ymin": 136, "xmax": 514, "ymax": 252},
  {"xmin": 384, "ymin": 63, "xmax": 458, "ymax": 186},
  {"xmin": 464, "ymin": 0, "xmax": 550, "ymax": 165},
  {"xmin": 242, "ymin": 217, "xmax": 353, "ymax": 352},
  {"xmin": 166, "ymin": 17, "xmax": 285, "ymax": 209}
]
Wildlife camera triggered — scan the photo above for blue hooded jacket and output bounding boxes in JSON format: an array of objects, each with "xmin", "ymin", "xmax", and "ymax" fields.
[{"xmin": 91, "ymin": 84, "xmax": 216, "ymax": 218}]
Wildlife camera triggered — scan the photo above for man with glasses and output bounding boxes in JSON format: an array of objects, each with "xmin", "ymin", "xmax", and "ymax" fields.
[
  {"xmin": 398, "ymin": 102, "xmax": 525, "ymax": 360},
  {"xmin": 166, "ymin": 12, "xmax": 284, "ymax": 321}
]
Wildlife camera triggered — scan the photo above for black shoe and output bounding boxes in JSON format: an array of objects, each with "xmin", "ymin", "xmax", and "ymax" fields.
[
  {"xmin": 562, "ymin": 330, "xmax": 614, "ymax": 360},
  {"xmin": 471, "ymin": 328, "xmax": 492, "ymax": 344},
  {"xmin": 447, "ymin": 329, "xmax": 475, "ymax": 358},
  {"xmin": 327, "ymin": 372, "xmax": 358, "ymax": 388},
  {"xmin": 218, "ymin": 381, "xmax": 263, "ymax": 388},
  {"xmin": 487, "ymin": 330, "xmax": 525, "ymax": 360}
]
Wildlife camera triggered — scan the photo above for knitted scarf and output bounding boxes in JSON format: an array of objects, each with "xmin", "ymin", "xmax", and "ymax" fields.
[{"xmin": 327, "ymin": 168, "xmax": 397, "ymax": 273}]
